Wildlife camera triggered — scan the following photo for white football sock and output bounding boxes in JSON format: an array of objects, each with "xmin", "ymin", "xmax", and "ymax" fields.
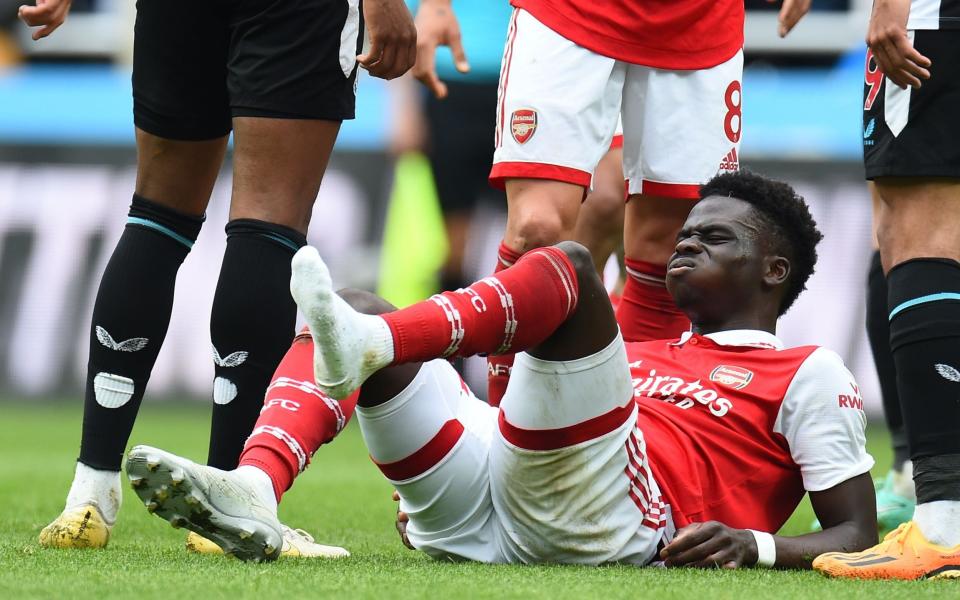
[
  {"xmin": 65, "ymin": 462, "xmax": 121, "ymax": 525},
  {"xmin": 914, "ymin": 500, "xmax": 960, "ymax": 547},
  {"xmin": 234, "ymin": 465, "xmax": 278, "ymax": 516},
  {"xmin": 892, "ymin": 460, "xmax": 916, "ymax": 501}
]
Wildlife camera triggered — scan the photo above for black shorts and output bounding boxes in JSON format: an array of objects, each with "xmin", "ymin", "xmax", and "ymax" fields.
[
  {"xmin": 863, "ymin": 30, "xmax": 960, "ymax": 179},
  {"xmin": 426, "ymin": 80, "xmax": 505, "ymax": 214},
  {"xmin": 133, "ymin": 0, "xmax": 363, "ymax": 141}
]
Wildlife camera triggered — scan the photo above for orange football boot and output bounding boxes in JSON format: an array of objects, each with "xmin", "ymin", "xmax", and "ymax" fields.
[{"xmin": 813, "ymin": 521, "xmax": 960, "ymax": 580}]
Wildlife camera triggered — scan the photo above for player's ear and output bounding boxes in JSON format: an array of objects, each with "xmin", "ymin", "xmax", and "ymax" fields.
[{"xmin": 763, "ymin": 255, "xmax": 790, "ymax": 289}]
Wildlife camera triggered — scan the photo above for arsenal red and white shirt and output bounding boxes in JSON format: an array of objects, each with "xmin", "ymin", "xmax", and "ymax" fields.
[
  {"xmin": 628, "ymin": 330, "xmax": 874, "ymax": 534},
  {"xmin": 510, "ymin": 0, "xmax": 744, "ymax": 70}
]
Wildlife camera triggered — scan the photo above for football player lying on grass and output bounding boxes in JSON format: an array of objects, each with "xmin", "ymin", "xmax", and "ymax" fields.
[{"xmin": 127, "ymin": 171, "xmax": 878, "ymax": 567}]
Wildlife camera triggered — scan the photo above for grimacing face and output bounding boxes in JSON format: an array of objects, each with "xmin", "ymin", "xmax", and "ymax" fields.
[{"xmin": 665, "ymin": 195, "xmax": 774, "ymax": 322}]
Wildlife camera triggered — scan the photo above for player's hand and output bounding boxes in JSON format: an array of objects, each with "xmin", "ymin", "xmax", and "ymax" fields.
[
  {"xmin": 768, "ymin": 0, "xmax": 811, "ymax": 38},
  {"xmin": 659, "ymin": 521, "xmax": 758, "ymax": 569},
  {"xmin": 866, "ymin": 0, "xmax": 931, "ymax": 89},
  {"xmin": 412, "ymin": 0, "xmax": 469, "ymax": 99},
  {"xmin": 358, "ymin": 0, "xmax": 418, "ymax": 80},
  {"xmin": 18, "ymin": 0, "xmax": 73, "ymax": 40},
  {"xmin": 393, "ymin": 490, "xmax": 415, "ymax": 550}
]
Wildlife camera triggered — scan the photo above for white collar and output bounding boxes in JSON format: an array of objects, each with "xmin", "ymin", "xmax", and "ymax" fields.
[{"xmin": 672, "ymin": 329, "xmax": 784, "ymax": 350}]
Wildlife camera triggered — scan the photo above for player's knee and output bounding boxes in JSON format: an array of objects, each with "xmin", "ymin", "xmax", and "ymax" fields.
[
  {"xmin": 584, "ymin": 186, "xmax": 626, "ymax": 232},
  {"xmin": 337, "ymin": 288, "xmax": 397, "ymax": 316},
  {"xmin": 554, "ymin": 241, "xmax": 596, "ymax": 283},
  {"xmin": 509, "ymin": 212, "xmax": 572, "ymax": 252}
]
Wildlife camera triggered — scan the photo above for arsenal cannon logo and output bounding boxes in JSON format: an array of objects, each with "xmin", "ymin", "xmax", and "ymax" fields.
[{"xmin": 510, "ymin": 109, "xmax": 538, "ymax": 144}]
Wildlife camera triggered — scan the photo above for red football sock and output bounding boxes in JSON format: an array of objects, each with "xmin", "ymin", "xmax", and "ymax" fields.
[
  {"xmin": 382, "ymin": 245, "xmax": 578, "ymax": 367},
  {"xmin": 487, "ymin": 242, "xmax": 524, "ymax": 406},
  {"xmin": 238, "ymin": 332, "xmax": 359, "ymax": 501},
  {"xmin": 616, "ymin": 258, "xmax": 690, "ymax": 342}
]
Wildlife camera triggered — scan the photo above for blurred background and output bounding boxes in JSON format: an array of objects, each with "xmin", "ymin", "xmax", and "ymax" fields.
[{"xmin": 0, "ymin": 1, "xmax": 881, "ymax": 411}]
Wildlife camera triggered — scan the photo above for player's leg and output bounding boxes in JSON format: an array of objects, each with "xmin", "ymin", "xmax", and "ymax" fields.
[
  {"xmin": 204, "ymin": 0, "xmax": 363, "ymax": 471},
  {"xmin": 488, "ymin": 244, "xmax": 664, "ymax": 564},
  {"xmin": 616, "ymin": 51, "xmax": 744, "ymax": 342},
  {"xmin": 864, "ymin": 184, "xmax": 915, "ymax": 533},
  {"xmin": 814, "ymin": 32, "xmax": 960, "ymax": 580},
  {"xmin": 574, "ymin": 145, "xmax": 626, "ymax": 275},
  {"xmin": 486, "ymin": 9, "xmax": 623, "ymax": 403},
  {"xmin": 40, "ymin": 0, "xmax": 230, "ymax": 549},
  {"xmin": 619, "ymin": 194, "xmax": 697, "ymax": 340},
  {"xmin": 130, "ymin": 290, "xmax": 502, "ymax": 562}
]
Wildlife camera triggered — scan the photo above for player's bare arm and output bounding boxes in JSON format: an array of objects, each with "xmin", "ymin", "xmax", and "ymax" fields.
[
  {"xmin": 661, "ymin": 473, "xmax": 877, "ymax": 569},
  {"xmin": 412, "ymin": 0, "xmax": 470, "ymax": 99},
  {"xmin": 866, "ymin": 0, "xmax": 932, "ymax": 89},
  {"xmin": 18, "ymin": 0, "xmax": 72, "ymax": 40},
  {"xmin": 359, "ymin": 0, "xmax": 418, "ymax": 80},
  {"xmin": 769, "ymin": 0, "xmax": 811, "ymax": 38}
]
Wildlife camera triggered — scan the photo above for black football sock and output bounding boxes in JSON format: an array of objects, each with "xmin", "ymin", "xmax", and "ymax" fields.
[
  {"xmin": 888, "ymin": 258, "xmax": 960, "ymax": 503},
  {"xmin": 206, "ymin": 219, "xmax": 307, "ymax": 469},
  {"xmin": 79, "ymin": 195, "xmax": 204, "ymax": 471},
  {"xmin": 866, "ymin": 250, "xmax": 908, "ymax": 470}
]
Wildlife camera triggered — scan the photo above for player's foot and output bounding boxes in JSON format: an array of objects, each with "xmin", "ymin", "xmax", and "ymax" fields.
[
  {"xmin": 810, "ymin": 470, "xmax": 916, "ymax": 536},
  {"xmin": 290, "ymin": 246, "xmax": 394, "ymax": 399},
  {"xmin": 813, "ymin": 521, "xmax": 960, "ymax": 580},
  {"xmin": 186, "ymin": 526, "xmax": 350, "ymax": 558},
  {"xmin": 126, "ymin": 445, "xmax": 283, "ymax": 562},
  {"xmin": 38, "ymin": 504, "xmax": 112, "ymax": 549}
]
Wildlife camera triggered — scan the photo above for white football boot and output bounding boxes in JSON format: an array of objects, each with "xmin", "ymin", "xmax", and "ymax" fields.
[{"xmin": 126, "ymin": 445, "xmax": 283, "ymax": 562}]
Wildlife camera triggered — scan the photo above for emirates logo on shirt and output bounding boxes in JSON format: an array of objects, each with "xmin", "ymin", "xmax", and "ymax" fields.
[
  {"xmin": 511, "ymin": 109, "xmax": 537, "ymax": 144},
  {"xmin": 709, "ymin": 365, "xmax": 754, "ymax": 390}
]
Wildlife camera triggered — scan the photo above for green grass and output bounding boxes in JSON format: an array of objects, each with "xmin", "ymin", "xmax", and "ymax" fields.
[{"xmin": 0, "ymin": 402, "xmax": 950, "ymax": 599}]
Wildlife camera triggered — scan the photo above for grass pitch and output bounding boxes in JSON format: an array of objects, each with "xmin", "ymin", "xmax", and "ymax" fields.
[{"xmin": 0, "ymin": 401, "xmax": 950, "ymax": 599}]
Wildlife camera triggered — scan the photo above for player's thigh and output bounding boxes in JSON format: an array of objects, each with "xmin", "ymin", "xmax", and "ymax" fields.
[
  {"xmin": 490, "ymin": 339, "xmax": 664, "ymax": 564},
  {"xmin": 490, "ymin": 9, "xmax": 623, "ymax": 191},
  {"xmin": 132, "ymin": 0, "xmax": 231, "ymax": 213},
  {"xmin": 621, "ymin": 50, "xmax": 743, "ymax": 197},
  {"xmin": 362, "ymin": 360, "xmax": 504, "ymax": 563},
  {"xmin": 226, "ymin": 0, "xmax": 362, "ymax": 231},
  {"xmin": 874, "ymin": 178, "xmax": 960, "ymax": 269},
  {"xmin": 229, "ymin": 118, "xmax": 340, "ymax": 232}
]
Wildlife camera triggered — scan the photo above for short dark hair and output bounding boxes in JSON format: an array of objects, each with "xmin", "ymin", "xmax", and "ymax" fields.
[{"xmin": 699, "ymin": 171, "xmax": 823, "ymax": 316}]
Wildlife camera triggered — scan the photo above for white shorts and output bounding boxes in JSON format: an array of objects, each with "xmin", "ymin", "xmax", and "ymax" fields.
[
  {"xmin": 490, "ymin": 9, "xmax": 743, "ymax": 199},
  {"xmin": 355, "ymin": 335, "xmax": 669, "ymax": 565}
]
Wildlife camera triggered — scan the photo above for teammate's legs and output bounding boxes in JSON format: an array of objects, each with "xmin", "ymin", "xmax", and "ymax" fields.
[
  {"xmin": 574, "ymin": 146, "xmax": 626, "ymax": 275},
  {"xmin": 616, "ymin": 51, "xmax": 743, "ymax": 342},
  {"xmin": 205, "ymin": 0, "xmax": 363, "ymax": 469},
  {"xmin": 486, "ymin": 9, "xmax": 623, "ymax": 403},
  {"xmin": 40, "ymin": 0, "xmax": 231, "ymax": 549},
  {"xmin": 618, "ymin": 194, "xmax": 696, "ymax": 341}
]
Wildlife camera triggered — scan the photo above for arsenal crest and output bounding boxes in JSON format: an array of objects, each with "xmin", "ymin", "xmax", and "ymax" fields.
[
  {"xmin": 709, "ymin": 365, "xmax": 754, "ymax": 390},
  {"xmin": 511, "ymin": 109, "xmax": 537, "ymax": 144}
]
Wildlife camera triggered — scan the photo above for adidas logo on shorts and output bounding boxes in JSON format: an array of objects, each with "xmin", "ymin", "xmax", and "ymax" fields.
[{"xmin": 718, "ymin": 148, "xmax": 739, "ymax": 173}]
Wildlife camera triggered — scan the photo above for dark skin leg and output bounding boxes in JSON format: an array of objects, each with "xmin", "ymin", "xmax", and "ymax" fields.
[
  {"xmin": 134, "ymin": 128, "xmax": 228, "ymax": 215},
  {"xmin": 351, "ymin": 241, "xmax": 617, "ymax": 409},
  {"xmin": 230, "ymin": 117, "xmax": 342, "ymax": 232}
]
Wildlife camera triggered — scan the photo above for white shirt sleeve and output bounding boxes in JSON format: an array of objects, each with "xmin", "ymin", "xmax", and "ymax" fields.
[{"xmin": 773, "ymin": 347, "xmax": 875, "ymax": 492}]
